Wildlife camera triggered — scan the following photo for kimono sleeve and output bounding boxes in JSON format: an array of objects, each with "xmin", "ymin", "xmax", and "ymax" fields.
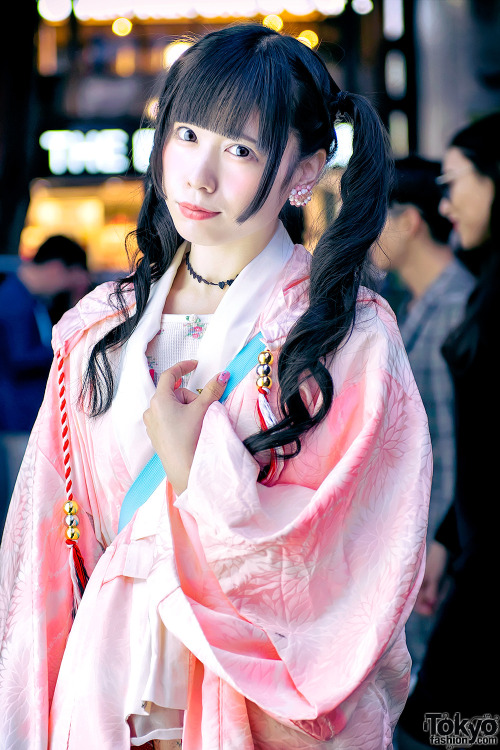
[
  {"xmin": 173, "ymin": 310, "xmax": 432, "ymax": 741},
  {"xmin": 0, "ymin": 357, "xmax": 101, "ymax": 750}
]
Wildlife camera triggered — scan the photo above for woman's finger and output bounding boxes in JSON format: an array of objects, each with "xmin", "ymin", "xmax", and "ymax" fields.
[
  {"xmin": 195, "ymin": 370, "xmax": 230, "ymax": 412},
  {"xmin": 156, "ymin": 360, "xmax": 198, "ymax": 393},
  {"xmin": 176, "ymin": 388, "xmax": 199, "ymax": 405}
]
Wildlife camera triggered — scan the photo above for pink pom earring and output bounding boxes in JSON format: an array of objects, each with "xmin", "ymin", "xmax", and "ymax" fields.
[{"xmin": 289, "ymin": 183, "xmax": 313, "ymax": 207}]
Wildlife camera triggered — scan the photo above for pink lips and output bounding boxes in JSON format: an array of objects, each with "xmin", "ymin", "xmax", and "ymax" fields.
[{"xmin": 178, "ymin": 202, "xmax": 220, "ymax": 221}]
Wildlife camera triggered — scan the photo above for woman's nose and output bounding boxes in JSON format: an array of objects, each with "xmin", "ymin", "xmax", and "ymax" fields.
[
  {"xmin": 438, "ymin": 196, "xmax": 451, "ymax": 218},
  {"xmin": 187, "ymin": 155, "xmax": 217, "ymax": 193}
]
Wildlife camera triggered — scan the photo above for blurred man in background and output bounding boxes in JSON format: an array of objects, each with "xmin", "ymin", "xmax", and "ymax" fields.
[
  {"xmin": 0, "ymin": 234, "xmax": 89, "ymax": 535},
  {"xmin": 373, "ymin": 156, "xmax": 475, "ymax": 685}
]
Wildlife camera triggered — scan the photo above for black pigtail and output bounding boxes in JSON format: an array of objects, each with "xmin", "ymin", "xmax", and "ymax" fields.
[
  {"xmin": 79, "ymin": 178, "xmax": 181, "ymax": 416},
  {"xmin": 244, "ymin": 93, "xmax": 392, "ymax": 458}
]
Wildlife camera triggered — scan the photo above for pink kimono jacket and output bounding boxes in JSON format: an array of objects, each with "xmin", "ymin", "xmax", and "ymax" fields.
[{"xmin": 0, "ymin": 225, "xmax": 431, "ymax": 749}]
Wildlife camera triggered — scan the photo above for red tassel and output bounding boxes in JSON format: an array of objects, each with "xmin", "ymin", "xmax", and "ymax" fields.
[
  {"xmin": 66, "ymin": 540, "xmax": 89, "ymax": 617},
  {"xmin": 255, "ymin": 398, "xmax": 268, "ymax": 432}
]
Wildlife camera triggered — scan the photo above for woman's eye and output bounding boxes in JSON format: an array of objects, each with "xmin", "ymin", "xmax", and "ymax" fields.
[
  {"xmin": 228, "ymin": 144, "xmax": 252, "ymax": 158},
  {"xmin": 178, "ymin": 127, "xmax": 197, "ymax": 142}
]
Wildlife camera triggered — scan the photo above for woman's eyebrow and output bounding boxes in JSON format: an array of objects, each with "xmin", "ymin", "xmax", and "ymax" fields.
[{"xmin": 239, "ymin": 133, "xmax": 259, "ymax": 146}]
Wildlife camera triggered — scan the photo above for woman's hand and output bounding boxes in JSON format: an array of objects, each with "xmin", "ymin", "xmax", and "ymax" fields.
[
  {"xmin": 143, "ymin": 360, "xmax": 230, "ymax": 495},
  {"xmin": 414, "ymin": 540, "xmax": 449, "ymax": 616}
]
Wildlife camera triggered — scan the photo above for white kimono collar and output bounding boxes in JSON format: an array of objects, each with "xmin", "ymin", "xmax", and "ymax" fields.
[
  {"xmin": 111, "ymin": 221, "xmax": 295, "ymax": 478},
  {"xmin": 188, "ymin": 221, "xmax": 294, "ymax": 392}
]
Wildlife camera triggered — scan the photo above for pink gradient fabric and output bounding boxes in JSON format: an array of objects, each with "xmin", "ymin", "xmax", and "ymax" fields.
[{"xmin": 0, "ymin": 245, "xmax": 431, "ymax": 749}]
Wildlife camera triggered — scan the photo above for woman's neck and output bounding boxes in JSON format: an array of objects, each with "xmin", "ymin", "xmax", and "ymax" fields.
[
  {"xmin": 162, "ymin": 219, "xmax": 280, "ymax": 315},
  {"xmin": 188, "ymin": 219, "xmax": 280, "ymax": 282}
]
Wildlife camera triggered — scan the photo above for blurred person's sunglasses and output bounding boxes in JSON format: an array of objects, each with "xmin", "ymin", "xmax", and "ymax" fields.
[{"xmin": 435, "ymin": 166, "xmax": 474, "ymax": 200}]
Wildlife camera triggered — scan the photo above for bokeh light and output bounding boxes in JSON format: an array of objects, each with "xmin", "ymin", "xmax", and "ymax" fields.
[
  {"xmin": 115, "ymin": 46, "xmax": 136, "ymax": 76},
  {"xmin": 163, "ymin": 41, "xmax": 192, "ymax": 69},
  {"xmin": 385, "ymin": 49, "xmax": 407, "ymax": 99},
  {"xmin": 33, "ymin": 199, "xmax": 63, "ymax": 227},
  {"xmin": 112, "ymin": 17, "xmax": 133, "ymax": 36},
  {"xmin": 383, "ymin": 0, "xmax": 404, "ymax": 40},
  {"xmin": 285, "ymin": 0, "xmax": 314, "ymax": 14},
  {"xmin": 315, "ymin": 0, "xmax": 345, "ymax": 14},
  {"xmin": 37, "ymin": 0, "xmax": 72, "ymax": 22},
  {"xmin": 389, "ymin": 110, "xmax": 409, "ymax": 157},
  {"xmin": 258, "ymin": 1, "xmax": 285, "ymax": 11},
  {"xmin": 76, "ymin": 199, "xmax": 104, "ymax": 227},
  {"xmin": 235, "ymin": 0, "xmax": 259, "ymax": 15},
  {"xmin": 300, "ymin": 29, "xmax": 319, "ymax": 48},
  {"xmin": 145, "ymin": 98, "xmax": 159, "ymax": 122},
  {"xmin": 262, "ymin": 14, "xmax": 284, "ymax": 31},
  {"xmin": 352, "ymin": 0, "xmax": 374, "ymax": 15}
]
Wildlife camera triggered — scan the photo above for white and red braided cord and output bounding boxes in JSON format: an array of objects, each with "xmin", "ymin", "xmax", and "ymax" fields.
[
  {"xmin": 57, "ymin": 351, "xmax": 73, "ymax": 503},
  {"xmin": 56, "ymin": 349, "xmax": 89, "ymax": 615}
]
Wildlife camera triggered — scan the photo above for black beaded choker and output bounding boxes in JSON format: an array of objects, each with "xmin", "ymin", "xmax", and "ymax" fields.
[{"xmin": 185, "ymin": 251, "xmax": 238, "ymax": 290}]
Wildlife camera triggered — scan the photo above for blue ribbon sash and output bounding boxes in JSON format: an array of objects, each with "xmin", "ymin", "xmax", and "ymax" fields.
[{"xmin": 118, "ymin": 332, "xmax": 265, "ymax": 532}]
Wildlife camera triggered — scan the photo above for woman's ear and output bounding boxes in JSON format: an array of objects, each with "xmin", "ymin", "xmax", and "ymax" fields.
[
  {"xmin": 292, "ymin": 149, "xmax": 328, "ymax": 188},
  {"xmin": 402, "ymin": 205, "xmax": 424, "ymax": 237}
]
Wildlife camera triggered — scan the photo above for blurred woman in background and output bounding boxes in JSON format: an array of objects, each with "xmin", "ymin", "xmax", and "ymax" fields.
[{"xmin": 397, "ymin": 111, "xmax": 500, "ymax": 748}]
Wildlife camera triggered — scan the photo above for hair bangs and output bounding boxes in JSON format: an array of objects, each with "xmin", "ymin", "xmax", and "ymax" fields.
[{"xmin": 171, "ymin": 57, "xmax": 263, "ymax": 147}]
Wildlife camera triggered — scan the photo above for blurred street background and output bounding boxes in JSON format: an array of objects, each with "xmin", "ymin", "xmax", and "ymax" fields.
[{"xmin": 1, "ymin": 0, "xmax": 500, "ymax": 278}]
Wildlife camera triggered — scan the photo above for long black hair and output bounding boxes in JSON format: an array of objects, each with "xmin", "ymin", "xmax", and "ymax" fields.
[
  {"xmin": 442, "ymin": 112, "xmax": 500, "ymax": 372},
  {"xmin": 81, "ymin": 23, "xmax": 391, "ymax": 459}
]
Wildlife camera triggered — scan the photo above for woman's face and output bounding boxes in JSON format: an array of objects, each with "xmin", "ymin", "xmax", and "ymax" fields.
[
  {"xmin": 162, "ymin": 115, "xmax": 297, "ymax": 248},
  {"xmin": 438, "ymin": 147, "xmax": 495, "ymax": 249}
]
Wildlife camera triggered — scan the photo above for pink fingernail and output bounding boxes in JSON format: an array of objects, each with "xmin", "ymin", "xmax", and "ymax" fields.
[{"xmin": 218, "ymin": 370, "xmax": 230, "ymax": 385}]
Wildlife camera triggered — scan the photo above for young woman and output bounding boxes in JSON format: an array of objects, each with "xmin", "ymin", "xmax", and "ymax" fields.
[
  {"xmin": 0, "ymin": 24, "xmax": 431, "ymax": 750},
  {"xmin": 397, "ymin": 112, "xmax": 500, "ymax": 748}
]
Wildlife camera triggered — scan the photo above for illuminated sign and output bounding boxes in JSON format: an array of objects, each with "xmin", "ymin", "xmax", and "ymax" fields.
[
  {"xmin": 39, "ymin": 123, "xmax": 352, "ymax": 176},
  {"xmin": 68, "ymin": 0, "xmax": 351, "ymax": 22},
  {"xmin": 39, "ymin": 128, "xmax": 155, "ymax": 176}
]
